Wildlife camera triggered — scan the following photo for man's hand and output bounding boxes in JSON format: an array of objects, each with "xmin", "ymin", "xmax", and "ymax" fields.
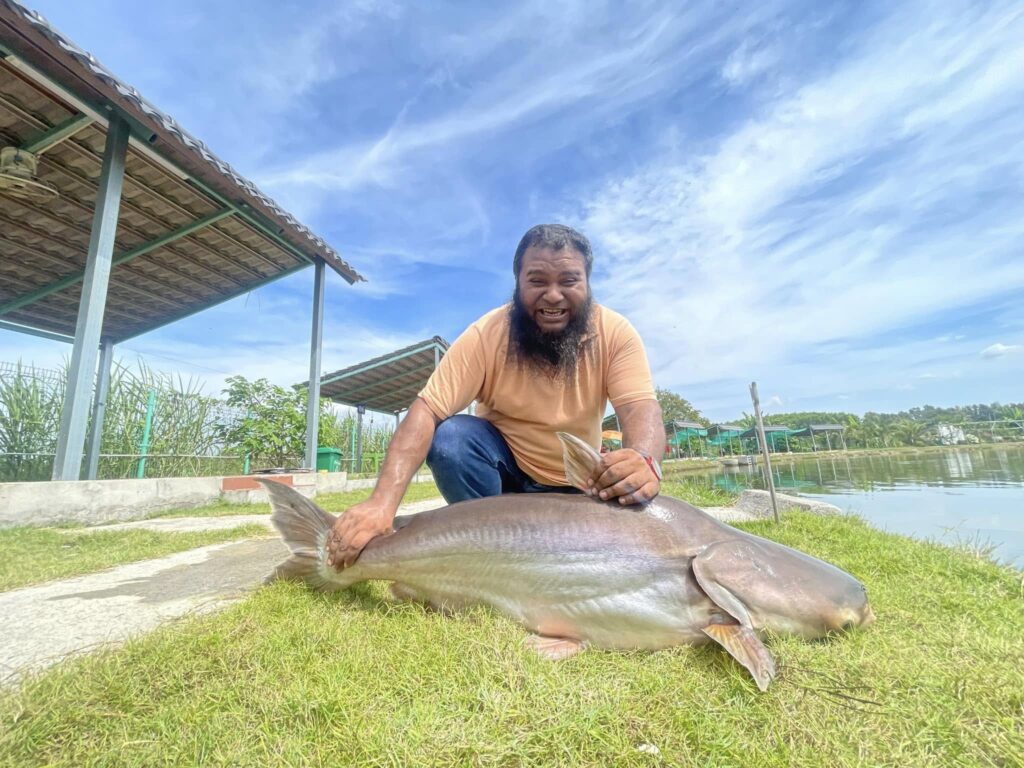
[
  {"xmin": 326, "ymin": 499, "xmax": 395, "ymax": 570},
  {"xmin": 586, "ymin": 448, "xmax": 661, "ymax": 505}
]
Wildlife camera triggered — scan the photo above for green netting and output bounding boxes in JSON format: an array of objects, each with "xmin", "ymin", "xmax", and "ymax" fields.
[{"xmin": 668, "ymin": 428, "xmax": 707, "ymax": 446}]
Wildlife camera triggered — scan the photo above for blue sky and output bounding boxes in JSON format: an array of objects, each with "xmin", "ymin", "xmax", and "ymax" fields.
[{"xmin": 3, "ymin": 0, "xmax": 1022, "ymax": 422}]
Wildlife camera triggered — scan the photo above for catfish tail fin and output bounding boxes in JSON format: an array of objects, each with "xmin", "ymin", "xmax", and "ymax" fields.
[
  {"xmin": 556, "ymin": 432, "xmax": 603, "ymax": 491},
  {"xmin": 256, "ymin": 479, "xmax": 353, "ymax": 591}
]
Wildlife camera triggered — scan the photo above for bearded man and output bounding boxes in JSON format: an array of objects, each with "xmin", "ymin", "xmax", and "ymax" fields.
[{"xmin": 328, "ymin": 224, "xmax": 665, "ymax": 569}]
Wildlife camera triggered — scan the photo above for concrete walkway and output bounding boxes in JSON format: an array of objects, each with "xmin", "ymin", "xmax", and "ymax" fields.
[
  {"xmin": 0, "ymin": 491, "xmax": 837, "ymax": 686},
  {"xmin": 0, "ymin": 497, "xmax": 447, "ymax": 687}
]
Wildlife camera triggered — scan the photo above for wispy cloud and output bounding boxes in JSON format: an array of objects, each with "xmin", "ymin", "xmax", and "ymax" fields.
[
  {"xmin": 579, "ymin": 0, "xmax": 1024, "ymax": 416},
  {"xmin": 981, "ymin": 343, "xmax": 1021, "ymax": 359}
]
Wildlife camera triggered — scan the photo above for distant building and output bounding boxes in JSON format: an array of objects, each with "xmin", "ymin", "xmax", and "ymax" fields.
[{"xmin": 936, "ymin": 424, "xmax": 966, "ymax": 445}]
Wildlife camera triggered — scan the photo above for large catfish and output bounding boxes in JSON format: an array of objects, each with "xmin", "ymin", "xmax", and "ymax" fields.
[{"xmin": 260, "ymin": 433, "xmax": 874, "ymax": 690}]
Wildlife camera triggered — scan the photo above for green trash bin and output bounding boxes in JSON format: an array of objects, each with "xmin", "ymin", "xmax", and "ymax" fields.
[{"xmin": 316, "ymin": 447, "xmax": 343, "ymax": 472}]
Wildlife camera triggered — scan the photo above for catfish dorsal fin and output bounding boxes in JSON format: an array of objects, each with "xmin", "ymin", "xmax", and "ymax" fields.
[{"xmin": 556, "ymin": 431, "xmax": 602, "ymax": 491}]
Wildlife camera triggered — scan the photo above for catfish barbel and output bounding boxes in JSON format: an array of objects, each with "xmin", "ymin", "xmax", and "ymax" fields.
[{"xmin": 260, "ymin": 433, "xmax": 874, "ymax": 690}]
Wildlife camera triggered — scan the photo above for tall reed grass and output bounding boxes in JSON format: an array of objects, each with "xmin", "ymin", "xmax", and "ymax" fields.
[
  {"xmin": 0, "ymin": 361, "xmax": 243, "ymax": 482},
  {"xmin": 0, "ymin": 361, "xmax": 401, "ymax": 481}
]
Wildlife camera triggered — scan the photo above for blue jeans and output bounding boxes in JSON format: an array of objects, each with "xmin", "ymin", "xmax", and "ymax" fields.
[{"xmin": 426, "ymin": 415, "xmax": 582, "ymax": 503}]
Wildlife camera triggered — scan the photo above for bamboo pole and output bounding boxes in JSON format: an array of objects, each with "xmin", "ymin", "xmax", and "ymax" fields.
[{"xmin": 749, "ymin": 382, "xmax": 780, "ymax": 523}]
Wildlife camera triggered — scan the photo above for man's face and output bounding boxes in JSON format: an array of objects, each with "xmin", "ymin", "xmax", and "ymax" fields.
[{"xmin": 516, "ymin": 246, "xmax": 590, "ymax": 334}]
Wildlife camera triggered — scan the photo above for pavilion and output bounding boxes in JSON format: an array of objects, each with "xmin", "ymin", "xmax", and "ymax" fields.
[{"xmin": 0, "ymin": 2, "xmax": 364, "ymax": 480}]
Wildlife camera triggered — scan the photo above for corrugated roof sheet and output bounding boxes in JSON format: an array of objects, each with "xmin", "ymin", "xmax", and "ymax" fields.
[
  {"xmin": 315, "ymin": 337, "xmax": 449, "ymax": 414},
  {"xmin": 0, "ymin": 1, "xmax": 366, "ymax": 343},
  {"xmin": 0, "ymin": 0, "xmax": 363, "ymax": 284}
]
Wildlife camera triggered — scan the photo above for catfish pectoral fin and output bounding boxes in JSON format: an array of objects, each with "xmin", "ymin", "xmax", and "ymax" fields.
[
  {"xmin": 556, "ymin": 432, "xmax": 602, "ymax": 491},
  {"xmin": 702, "ymin": 623, "xmax": 777, "ymax": 692},
  {"xmin": 524, "ymin": 634, "xmax": 586, "ymax": 661}
]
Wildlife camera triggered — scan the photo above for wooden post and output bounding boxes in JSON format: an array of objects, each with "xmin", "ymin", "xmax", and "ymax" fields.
[{"xmin": 749, "ymin": 382, "xmax": 780, "ymax": 523}]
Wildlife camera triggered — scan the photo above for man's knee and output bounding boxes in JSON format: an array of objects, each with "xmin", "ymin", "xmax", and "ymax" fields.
[{"xmin": 427, "ymin": 414, "xmax": 485, "ymax": 467}]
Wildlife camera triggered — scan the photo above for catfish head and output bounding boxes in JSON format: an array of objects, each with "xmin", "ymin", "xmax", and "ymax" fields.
[{"xmin": 692, "ymin": 535, "xmax": 876, "ymax": 639}]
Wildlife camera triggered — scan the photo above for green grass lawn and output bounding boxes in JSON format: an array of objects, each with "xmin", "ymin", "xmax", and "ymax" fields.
[
  {"xmin": 0, "ymin": 525, "xmax": 271, "ymax": 592},
  {"xmin": 1, "ymin": 510, "xmax": 1020, "ymax": 767}
]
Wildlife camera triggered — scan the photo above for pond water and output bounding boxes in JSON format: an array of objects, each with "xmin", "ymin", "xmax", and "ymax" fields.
[{"xmin": 679, "ymin": 447, "xmax": 1024, "ymax": 568}]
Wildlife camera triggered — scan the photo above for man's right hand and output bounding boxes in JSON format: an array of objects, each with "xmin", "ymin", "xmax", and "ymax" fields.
[{"xmin": 326, "ymin": 499, "xmax": 395, "ymax": 570}]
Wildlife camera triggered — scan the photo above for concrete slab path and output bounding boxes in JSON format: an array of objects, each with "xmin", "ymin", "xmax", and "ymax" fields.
[{"xmin": 0, "ymin": 497, "xmax": 447, "ymax": 687}]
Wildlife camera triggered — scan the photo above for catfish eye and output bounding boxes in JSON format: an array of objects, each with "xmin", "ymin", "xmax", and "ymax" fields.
[{"xmin": 842, "ymin": 620, "xmax": 856, "ymax": 632}]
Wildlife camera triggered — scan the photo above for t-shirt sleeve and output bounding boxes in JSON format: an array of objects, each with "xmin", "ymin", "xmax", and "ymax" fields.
[
  {"xmin": 606, "ymin": 317, "xmax": 657, "ymax": 408},
  {"xmin": 417, "ymin": 326, "xmax": 487, "ymax": 420}
]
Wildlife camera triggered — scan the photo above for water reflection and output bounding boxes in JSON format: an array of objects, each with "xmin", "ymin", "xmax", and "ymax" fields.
[{"xmin": 679, "ymin": 447, "xmax": 1024, "ymax": 567}]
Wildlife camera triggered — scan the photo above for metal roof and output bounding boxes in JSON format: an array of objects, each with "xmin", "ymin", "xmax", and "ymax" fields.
[
  {"xmin": 708, "ymin": 424, "xmax": 745, "ymax": 436},
  {"xmin": 315, "ymin": 337, "xmax": 449, "ymax": 415},
  {"xmin": 666, "ymin": 419, "xmax": 707, "ymax": 431},
  {"xmin": 790, "ymin": 424, "xmax": 846, "ymax": 437},
  {"xmin": 0, "ymin": 0, "xmax": 365, "ymax": 343}
]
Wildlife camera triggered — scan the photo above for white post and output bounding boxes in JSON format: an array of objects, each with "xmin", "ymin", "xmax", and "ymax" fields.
[{"xmin": 750, "ymin": 382, "xmax": 780, "ymax": 523}]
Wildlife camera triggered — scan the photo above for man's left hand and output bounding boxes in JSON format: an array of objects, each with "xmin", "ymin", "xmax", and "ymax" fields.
[{"xmin": 586, "ymin": 448, "xmax": 661, "ymax": 505}]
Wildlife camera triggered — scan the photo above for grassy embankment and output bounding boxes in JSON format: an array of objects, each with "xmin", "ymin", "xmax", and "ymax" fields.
[
  {"xmin": 0, "ymin": 509, "xmax": 1020, "ymax": 766},
  {"xmin": 766, "ymin": 442, "xmax": 1024, "ymax": 463}
]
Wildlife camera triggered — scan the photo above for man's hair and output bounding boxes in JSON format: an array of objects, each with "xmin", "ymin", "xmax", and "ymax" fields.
[{"xmin": 512, "ymin": 224, "xmax": 593, "ymax": 279}]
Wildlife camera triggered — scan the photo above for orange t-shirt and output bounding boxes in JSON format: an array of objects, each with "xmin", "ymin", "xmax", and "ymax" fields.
[{"xmin": 418, "ymin": 303, "xmax": 656, "ymax": 486}]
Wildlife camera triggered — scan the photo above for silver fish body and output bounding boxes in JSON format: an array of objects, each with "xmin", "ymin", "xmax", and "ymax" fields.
[{"xmin": 261, "ymin": 480, "xmax": 874, "ymax": 690}]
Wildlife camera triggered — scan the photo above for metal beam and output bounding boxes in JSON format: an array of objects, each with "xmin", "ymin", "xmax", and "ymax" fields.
[
  {"xmin": 320, "ymin": 342, "xmax": 446, "ymax": 386},
  {"xmin": 52, "ymin": 116, "xmax": 129, "ymax": 481},
  {"xmin": 0, "ymin": 318, "xmax": 73, "ymax": 343},
  {"xmin": 85, "ymin": 338, "xmax": 114, "ymax": 480},
  {"xmin": 0, "ymin": 208, "xmax": 235, "ymax": 317},
  {"xmin": 358, "ymin": 380, "xmax": 431, "ymax": 411},
  {"xmin": 324, "ymin": 362, "xmax": 437, "ymax": 401},
  {"xmin": 0, "ymin": 47, "xmax": 327, "ymax": 275},
  {"xmin": 304, "ymin": 258, "xmax": 325, "ymax": 470},
  {"xmin": 20, "ymin": 113, "xmax": 94, "ymax": 154},
  {"xmin": 116, "ymin": 261, "xmax": 308, "ymax": 342}
]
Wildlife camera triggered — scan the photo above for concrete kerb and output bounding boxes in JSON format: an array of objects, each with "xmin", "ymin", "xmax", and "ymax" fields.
[{"xmin": 0, "ymin": 471, "xmax": 436, "ymax": 529}]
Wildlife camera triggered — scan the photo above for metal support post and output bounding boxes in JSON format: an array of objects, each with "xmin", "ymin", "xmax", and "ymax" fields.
[
  {"xmin": 749, "ymin": 382, "xmax": 780, "ymax": 523},
  {"xmin": 304, "ymin": 258, "xmax": 325, "ymax": 469},
  {"xmin": 52, "ymin": 117, "xmax": 129, "ymax": 481},
  {"xmin": 85, "ymin": 338, "xmax": 114, "ymax": 480},
  {"xmin": 355, "ymin": 404, "xmax": 365, "ymax": 474}
]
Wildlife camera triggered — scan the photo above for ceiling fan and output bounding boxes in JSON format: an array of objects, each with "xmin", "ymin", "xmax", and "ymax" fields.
[{"xmin": 0, "ymin": 146, "xmax": 58, "ymax": 202}]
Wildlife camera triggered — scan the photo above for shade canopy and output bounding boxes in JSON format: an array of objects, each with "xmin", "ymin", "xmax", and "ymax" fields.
[
  {"xmin": 315, "ymin": 337, "xmax": 449, "ymax": 415},
  {"xmin": 0, "ymin": 1, "xmax": 364, "ymax": 343},
  {"xmin": 789, "ymin": 424, "xmax": 846, "ymax": 437}
]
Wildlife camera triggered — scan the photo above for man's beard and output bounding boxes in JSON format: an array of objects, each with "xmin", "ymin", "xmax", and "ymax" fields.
[{"xmin": 506, "ymin": 289, "xmax": 594, "ymax": 379}]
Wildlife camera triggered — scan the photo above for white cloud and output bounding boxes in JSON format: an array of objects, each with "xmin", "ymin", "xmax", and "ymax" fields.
[
  {"xmin": 260, "ymin": 3, "xmax": 763, "ymax": 195},
  {"xmin": 981, "ymin": 343, "xmax": 1021, "ymax": 358},
  {"xmin": 722, "ymin": 39, "xmax": 779, "ymax": 86},
  {"xmin": 580, "ymin": 0, "xmax": 1024, "ymax": 415}
]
